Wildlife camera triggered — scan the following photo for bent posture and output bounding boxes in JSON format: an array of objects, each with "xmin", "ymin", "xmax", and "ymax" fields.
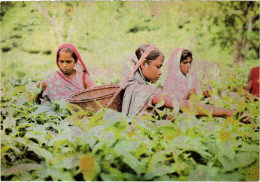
[
  {"xmin": 121, "ymin": 44, "xmax": 251, "ymax": 122},
  {"xmin": 36, "ymin": 43, "xmax": 95, "ymax": 102}
]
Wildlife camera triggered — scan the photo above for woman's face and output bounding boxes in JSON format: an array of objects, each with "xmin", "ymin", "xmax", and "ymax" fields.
[
  {"xmin": 141, "ymin": 55, "xmax": 164, "ymax": 83},
  {"xmin": 57, "ymin": 51, "xmax": 76, "ymax": 75},
  {"xmin": 180, "ymin": 57, "xmax": 192, "ymax": 76}
]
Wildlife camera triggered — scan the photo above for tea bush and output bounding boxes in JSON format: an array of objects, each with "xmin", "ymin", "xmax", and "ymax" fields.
[{"xmin": 1, "ymin": 68, "xmax": 259, "ymax": 181}]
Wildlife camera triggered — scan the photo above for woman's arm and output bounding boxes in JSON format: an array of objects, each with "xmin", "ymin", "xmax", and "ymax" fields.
[
  {"xmin": 37, "ymin": 81, "xmax": 47, "ymax": 91},
  {"xmin": 152, "ymin": 93, "xmax": 251, "ymax": 122},
  {"xmin": 85, "ymin": 74, "xmax": 96, "ymax": 88},
  {"xmin": 35, "ymin": 81, "xmax": 47, "ymax": 103},
  {"xmin": 152, "ymin": 93, "xmax": 188, "ymax": 109},
  {"xmin": 195, "ymin": 103, "xmax": 234, "ymax": 117}
]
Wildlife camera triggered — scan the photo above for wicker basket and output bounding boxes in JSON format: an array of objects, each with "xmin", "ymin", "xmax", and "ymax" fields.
[{"xmin": 68, "ymin": 84, "xmax": 123, "ymax": 112}]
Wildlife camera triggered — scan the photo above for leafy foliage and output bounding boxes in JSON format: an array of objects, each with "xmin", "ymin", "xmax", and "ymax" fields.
[
  {"xmin": 1, "ymin": 1, "xmax": 259, "ymax": 181},
  {"xmin": 1, "ymin": 66, "xmax": 259, "ymax": 181},
  {"xmin": 208, "ymin": 1, "xmax": 259, "ymax": 63}
]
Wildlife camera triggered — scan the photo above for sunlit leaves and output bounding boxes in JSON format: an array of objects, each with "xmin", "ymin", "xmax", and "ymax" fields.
[
  {"xmin": 188, "ymin": 165, "xmax": 218, "ymax": 181},
  {"xmin": 220, "ymin": 152, "xmax": 258, "ymax": 172},
  {"xmin": 245, "ymin": 160, "xmax": 259, "ymax": 181},
  {"xmin": 1, "ymin": 163, "xmax": 46, "ymax": 181},
  {"xmin": 2, "ymin": 117, "xmax": 16, "ymax": 130},
  {"xmin": 79, "ymin": 153, "xmax": 97, "ymax": 181},
  {"xmin": 1, "ymin": 61, "xmax": 259, "ymax": 181},
  {"xmin": 158, "ymin": 125, "xmax": 181, "ymax": 140}
]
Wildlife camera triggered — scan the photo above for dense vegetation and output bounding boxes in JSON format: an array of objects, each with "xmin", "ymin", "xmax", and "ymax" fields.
[{"xmin": 1, "ymin": 1, "xmax": 259, "ymax": 181}]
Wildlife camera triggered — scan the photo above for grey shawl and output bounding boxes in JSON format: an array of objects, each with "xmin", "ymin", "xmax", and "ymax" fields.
[{"xmin": 120, "ymin": 54, "xmax": 160, "ymax": 117}]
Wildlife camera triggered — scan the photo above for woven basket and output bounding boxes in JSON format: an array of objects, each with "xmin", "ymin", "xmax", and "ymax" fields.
[{"xmin": 68, "ymin": 84, "xmax": 123, "ymax": 112}]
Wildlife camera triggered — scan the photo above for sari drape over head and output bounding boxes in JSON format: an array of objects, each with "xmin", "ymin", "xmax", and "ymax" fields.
[
  {"xmin": 42, "ymin": 43, "xmax": 90, "ymax": 101},
  {"xmin": 121, "ymin": 54, "xmax": 160, "ymax": 117},
  {"xmin": 163, "ymin": 48, "xmax": 201, "ymax": 101}
]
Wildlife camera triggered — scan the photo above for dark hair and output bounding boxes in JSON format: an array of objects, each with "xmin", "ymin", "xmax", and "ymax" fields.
[
  {"xmin": 180, "ymin": 49, "xmax": 192, "ymax": 62},
  {"xmin": 57, "ymin": 47, "xmax": 78, "ymax": 62},
  {"xmin": 135, "ymin": 44, "xmax": 164, "ymax": 64}
]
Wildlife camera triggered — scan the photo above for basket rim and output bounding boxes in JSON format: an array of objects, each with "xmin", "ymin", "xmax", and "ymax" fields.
[
  {"xmin": 69, "ymin": 93, "xmax": 115, "ymax": 103},
  {"xmin": 68, "ymin": 84, "xmax": 120, "ymax": 102}
]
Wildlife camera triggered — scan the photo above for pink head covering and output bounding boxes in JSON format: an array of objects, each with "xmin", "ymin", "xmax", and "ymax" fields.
[
  {"xmin": 163, "ymin": 48, "xmax": 201, "ymax": 101},
  {"xmin": 56, "ymin": 43, "xmax": 90, "ymax": 88}
]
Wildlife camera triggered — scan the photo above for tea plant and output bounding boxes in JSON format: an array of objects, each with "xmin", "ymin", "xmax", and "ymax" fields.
[{"xmin": 1, "ymin": 67, "xmax": 259, "ymax": 181}]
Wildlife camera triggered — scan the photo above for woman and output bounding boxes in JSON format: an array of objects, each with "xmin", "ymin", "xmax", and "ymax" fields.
[
  {"xmin": 120, "ymin": 44, "xmax": 163, "ymax": 116},
  {"xmin": 164, "ymin": 48, "xmax": 209, "ymax": 101},
  {"xmin": 36, "ymin": 43, "xmax": 95, "ymax": 102}
]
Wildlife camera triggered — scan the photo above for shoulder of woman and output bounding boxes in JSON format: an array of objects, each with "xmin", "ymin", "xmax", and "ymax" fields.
[
  {"xmin": 251, "ymin": 66, "xmax": 259, "ymax": 74},
  {"xmin": 84, "ymin": 72, "xmax": 92, "ymax": 79}
]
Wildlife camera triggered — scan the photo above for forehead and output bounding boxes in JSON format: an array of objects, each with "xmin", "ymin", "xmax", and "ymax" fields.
[
  {"xmin": 151, "ymin": 55, "xmax": 164, "ymax": 65},
  {"xmin": 181, "ymin": 57, "xmax": 192, "ymax": 62},
  {"xmin": 58, "ymin": 51, "xmax": 74, "ymax": 58}
]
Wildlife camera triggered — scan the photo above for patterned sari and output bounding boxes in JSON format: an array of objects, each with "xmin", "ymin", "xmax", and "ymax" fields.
[
  {"xmin": 42, "ymin": 43, "xmax": 91, "ymax": 101},
  {"xmin": 42, "ymin": 70, "xmax": 85, "ymax": 101}
]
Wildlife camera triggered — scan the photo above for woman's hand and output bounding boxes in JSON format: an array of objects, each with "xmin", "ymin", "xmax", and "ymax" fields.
[
  {"xmin": 229, "ymin": 110, "xmax": 253, "ymax": 123},
  {"xmin": 240, "ymin": 112, "xmax": 252, "ymax": 123},
  {"xmin": 203, "ymin": 90, "xmax": 211, "ymax": 98},
  {"xmin": 183, "ymin": 88, "xmax": 196, "ymax": 100},
  {"xmin": 37, "ymin": 81, "xmax": 47, "ymax": 92},
  {"xmin": 35, "ymin": 81, "xmax": 47, "ymax": 104}
]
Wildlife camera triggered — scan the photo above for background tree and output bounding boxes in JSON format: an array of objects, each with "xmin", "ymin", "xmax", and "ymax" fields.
[
  {"xmin": 208, "ymin": 1, "xmax": 259, "ymax": 64},
  {"xmin": 38, "ymin": 2, "xmax": 79, "ymax": 45}
]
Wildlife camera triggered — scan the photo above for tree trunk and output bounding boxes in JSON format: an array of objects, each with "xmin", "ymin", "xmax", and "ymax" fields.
[
  {"xmin": 39, "ymin": 3, "xmax": 63, "ymax": 45},
  {"xmin": 233, "ymin": 39, "xmax": 249, "ymax": 65},
  {"xmin": 38, "ymin": 2, "xmax": 76, "ymax": 45},
  {"xmin": 233, "ymin": 41, "xmax": 240, "ymax": 64},
  {"xmin": 233, "ymin": 2, "xmax": 253, "ymax": 64}
]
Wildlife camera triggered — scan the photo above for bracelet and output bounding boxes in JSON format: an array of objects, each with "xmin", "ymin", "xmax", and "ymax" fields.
[{"xmin": 172, "ymin": 99, "xmax": 180, "ymax": 114}]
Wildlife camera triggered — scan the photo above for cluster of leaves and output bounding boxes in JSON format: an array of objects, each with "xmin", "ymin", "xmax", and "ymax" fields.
[
  {"xmin": 207, "ymin": 1, "xmax": 259, "ymax": 61},
  {"xmin": 198, "ymin": 64, "xmax": 256, "ymax": 95},
  {"xmin": 1, "ymin": 68, "xmax": 259, "ymax": 181}
]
